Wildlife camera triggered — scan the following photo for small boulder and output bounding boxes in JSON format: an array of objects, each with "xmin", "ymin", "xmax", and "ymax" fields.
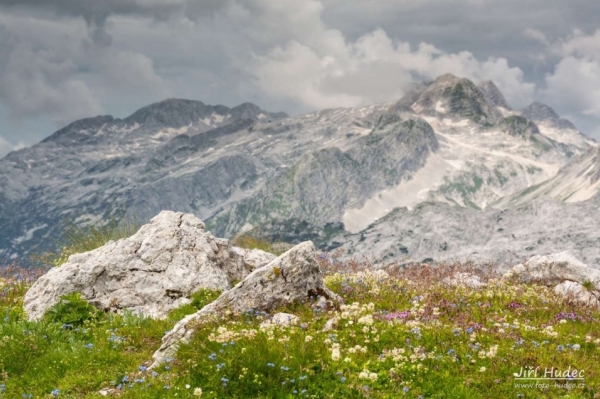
[
  {"xmin": 554, "ymin": 281, "xmax": 599, "ymax": 307},
  {"xmin": 23, "ymin": 211, "xmax": 276, "ymax": 320},
  {"xmin": 503, "ymin": 252, "xmax": 600, "ymax": 290},
  {"xmin": 442, "ymin": 272, "xmax": 487, "ymax": 289},
  {"xmin": 150, "ymin": 241, "xmax": 341, "ymax": 367},
  {"xmin": 260, "ymin": 313, "xmax": 300, "ymax": 328}
]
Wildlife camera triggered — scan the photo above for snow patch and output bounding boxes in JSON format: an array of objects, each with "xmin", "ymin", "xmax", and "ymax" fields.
[
  {"xmin": 239, "ymin": 223, "xmax": 254, "ymax": 234},
  {"xmin": 436, "ymin": 131, "xmax": 560, "ymax": 176},
  {"xmin": 12, "ymin": 224, "xmax": 47, "ymax": 245},
  {"xmin": 435, "ymin": 101, "xmax": 447, "ymax": 114},
  {"xmin": 201, "ymin": 112, "xmax": 226, "ymax": 126},
  {"xmin": 213, "ymin": 113, "xmax": 225, "ymax": 124},
  {"xmin": 537, "ymin": 123, "xmax": 593, "ymax": 150},
  {"xmin": 343, "ymin": 154, "xmax": 456, "ymax": 233},
  {"xmin": 153, "ymin": 124, "xmax": 191, "ymax": 138},
  {"xmin": 439, "ymin": 118, "xmax": 469, "ymax": 128},
  {"xmin": 119, "ymin": 123, "xmax": 141, "ymax": 134}
]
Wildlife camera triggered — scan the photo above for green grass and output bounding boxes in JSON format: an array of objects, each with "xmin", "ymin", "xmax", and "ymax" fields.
[
  {"xmin": 31, "ymin": 218, "xmax": 140, "ymax": 267},
  {"xmin": 1, "ymin": 263, "xmax": 600, "ymax": 398},
  {"xmin": 231, "ymin": 227, "xmax": 287, "ymax": 256},
  {"xmin": 582, "ymin": 280, "xmax": 595, "ymax": 292}
]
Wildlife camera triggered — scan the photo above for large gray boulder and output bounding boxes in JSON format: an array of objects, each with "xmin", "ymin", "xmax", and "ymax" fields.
[
  {"xmin": 503, "ymin": 251, "xmax": 600, "ymax": 306},
  {"xmin": 23, "ymin": 211, "xmax": 276, "ymax": 320},
  {"xmin": 151, "ymin": 241, "xmax": 341, "ymax": 366}
]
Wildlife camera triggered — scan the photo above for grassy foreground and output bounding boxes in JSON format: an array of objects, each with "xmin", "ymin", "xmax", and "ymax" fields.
[{"xmin": 1, "ymin": 259, "xmax": 600, "ymax": 398}]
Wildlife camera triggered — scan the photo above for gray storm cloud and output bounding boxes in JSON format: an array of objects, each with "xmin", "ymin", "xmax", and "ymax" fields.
[{"xmin": 0, "ymin": 0, "xmax": 600, "ymax": 153}]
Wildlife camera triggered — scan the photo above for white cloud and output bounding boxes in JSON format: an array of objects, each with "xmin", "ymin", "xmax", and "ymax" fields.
[
  {"xmin": 524, "ymin": 28, "xmax": 549, "ymax": 45},
  {"xmin": 0, "ymin": 0, "xmax": 575, "ymax": 144},
  {"xmin": 553, "ymin": 29, "xmax": 600, "ymax": 60},
  {"xmin": 0, "ymin": 16, "xmax": 104, "ymax": 126},
  {"xmin": 93, "ymin": 49, "xmax": 167, "ymax": 97},
  {"xmin": 252, "ymin": 27, "xmax": 535, "ymax": 110},
  {"xmin": 0, "ymin": 135, "xmax": 25, "ymax": 159},
  {"xmin": 543, "ymin": 30, "xmax": 600, "ymax": 134},
  {"xmin": 0, "ymin": 43, "xmax": 104, "ymax": 126},
  {"xmin": 0, "ymin": 135, "xmax": 14, "ymax": 158}
]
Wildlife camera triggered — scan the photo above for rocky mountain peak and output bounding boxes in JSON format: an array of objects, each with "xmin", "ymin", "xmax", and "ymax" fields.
[
  {"xmin": 522, "ymin": 102, "xmax": 560, "ymax": 121},
  {"xmin": 411, "ymin": 73, "xmax": 500, "ymax": 123},
  {"xmin": 41, "ymin": 115, "xmax": 115, "ymax": 144},
  {"xmin": 122, "ymin": 98, "xmax": 227, "ymax": 128},
  {"xmin": 522, "ymin": 102, "xmax": 577, "ymax": 130},
  {"xmin": 230, "ymin": 102, "xmax": 288, "ymax": 122},
  {"xmin": 478, "ymin": 80, "xmax": 510, "ymax": 109}
]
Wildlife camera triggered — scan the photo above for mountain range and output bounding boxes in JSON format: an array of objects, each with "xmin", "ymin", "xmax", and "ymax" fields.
[{"xmin": 1, "ymin": 73, "xmax": 599, "ymax": 268}]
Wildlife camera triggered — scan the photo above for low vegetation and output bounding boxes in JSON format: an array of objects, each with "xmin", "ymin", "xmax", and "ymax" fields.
[
  {"xmin": 31, "ymin": 218, "xmax": 140, "ymax": 267},
  {"xmin": 231, "ymin": 227, "xmax": 288, "ymax": 256},
  {"xmin": 1, "ymin": 255, "xmax": 600, "ymax": 398}
]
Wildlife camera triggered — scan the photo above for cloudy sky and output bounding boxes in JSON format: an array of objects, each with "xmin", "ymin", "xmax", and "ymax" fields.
[{"xmin": 1, "ymin": 0, "xmax": 600, "ymax": 157}]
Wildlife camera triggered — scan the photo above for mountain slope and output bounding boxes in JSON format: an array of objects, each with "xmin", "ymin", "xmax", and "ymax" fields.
[
  {"xmin": 0, "ymin": 74, "xmax": 596, "ymax": 264},
  {"xmin": 337, "ymin": 197, "xmax": 600, "ymax": 268},
  {"xmin": 494, "ymin": 145, "xmax": 600, "ymax": 208}
]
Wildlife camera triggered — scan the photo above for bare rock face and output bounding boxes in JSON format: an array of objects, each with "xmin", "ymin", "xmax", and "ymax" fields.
[
  {"xmin": 503, "ymin": 252, "xmax": 600, "ymax": 306},
  {"xmin": 151, "ymin": 241, "xmax": 341, "ymax": 367},
  {"xmin": 23, "ymin": 211, "xmax": 276, "ymax": 320}
]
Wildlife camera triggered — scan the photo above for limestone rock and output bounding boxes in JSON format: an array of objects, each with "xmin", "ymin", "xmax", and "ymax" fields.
[
  {"xmin": 98, "ymin": 388, "xmax": 117, "ymax": 396},
  {"xmin": 554, "ymin": 281, "xmax": 599, "ymax": 307},
  {"xmin": 23, "ymin": 211, "xmax": 276, "ymax": 320},
  {"xmin": 503, "ymin": 252, "xmax": 600, "ymax": 290},
  {"xmin": 151, "ymin": 241, "xmax": 341, "ymax": 367},
  {"xmin": 443, "ymin": 272, "xmax": 487, "ymax": 289},
  {"xmin": 260, "ymin": 313, "xmax": 300, "ymax": 328}
]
